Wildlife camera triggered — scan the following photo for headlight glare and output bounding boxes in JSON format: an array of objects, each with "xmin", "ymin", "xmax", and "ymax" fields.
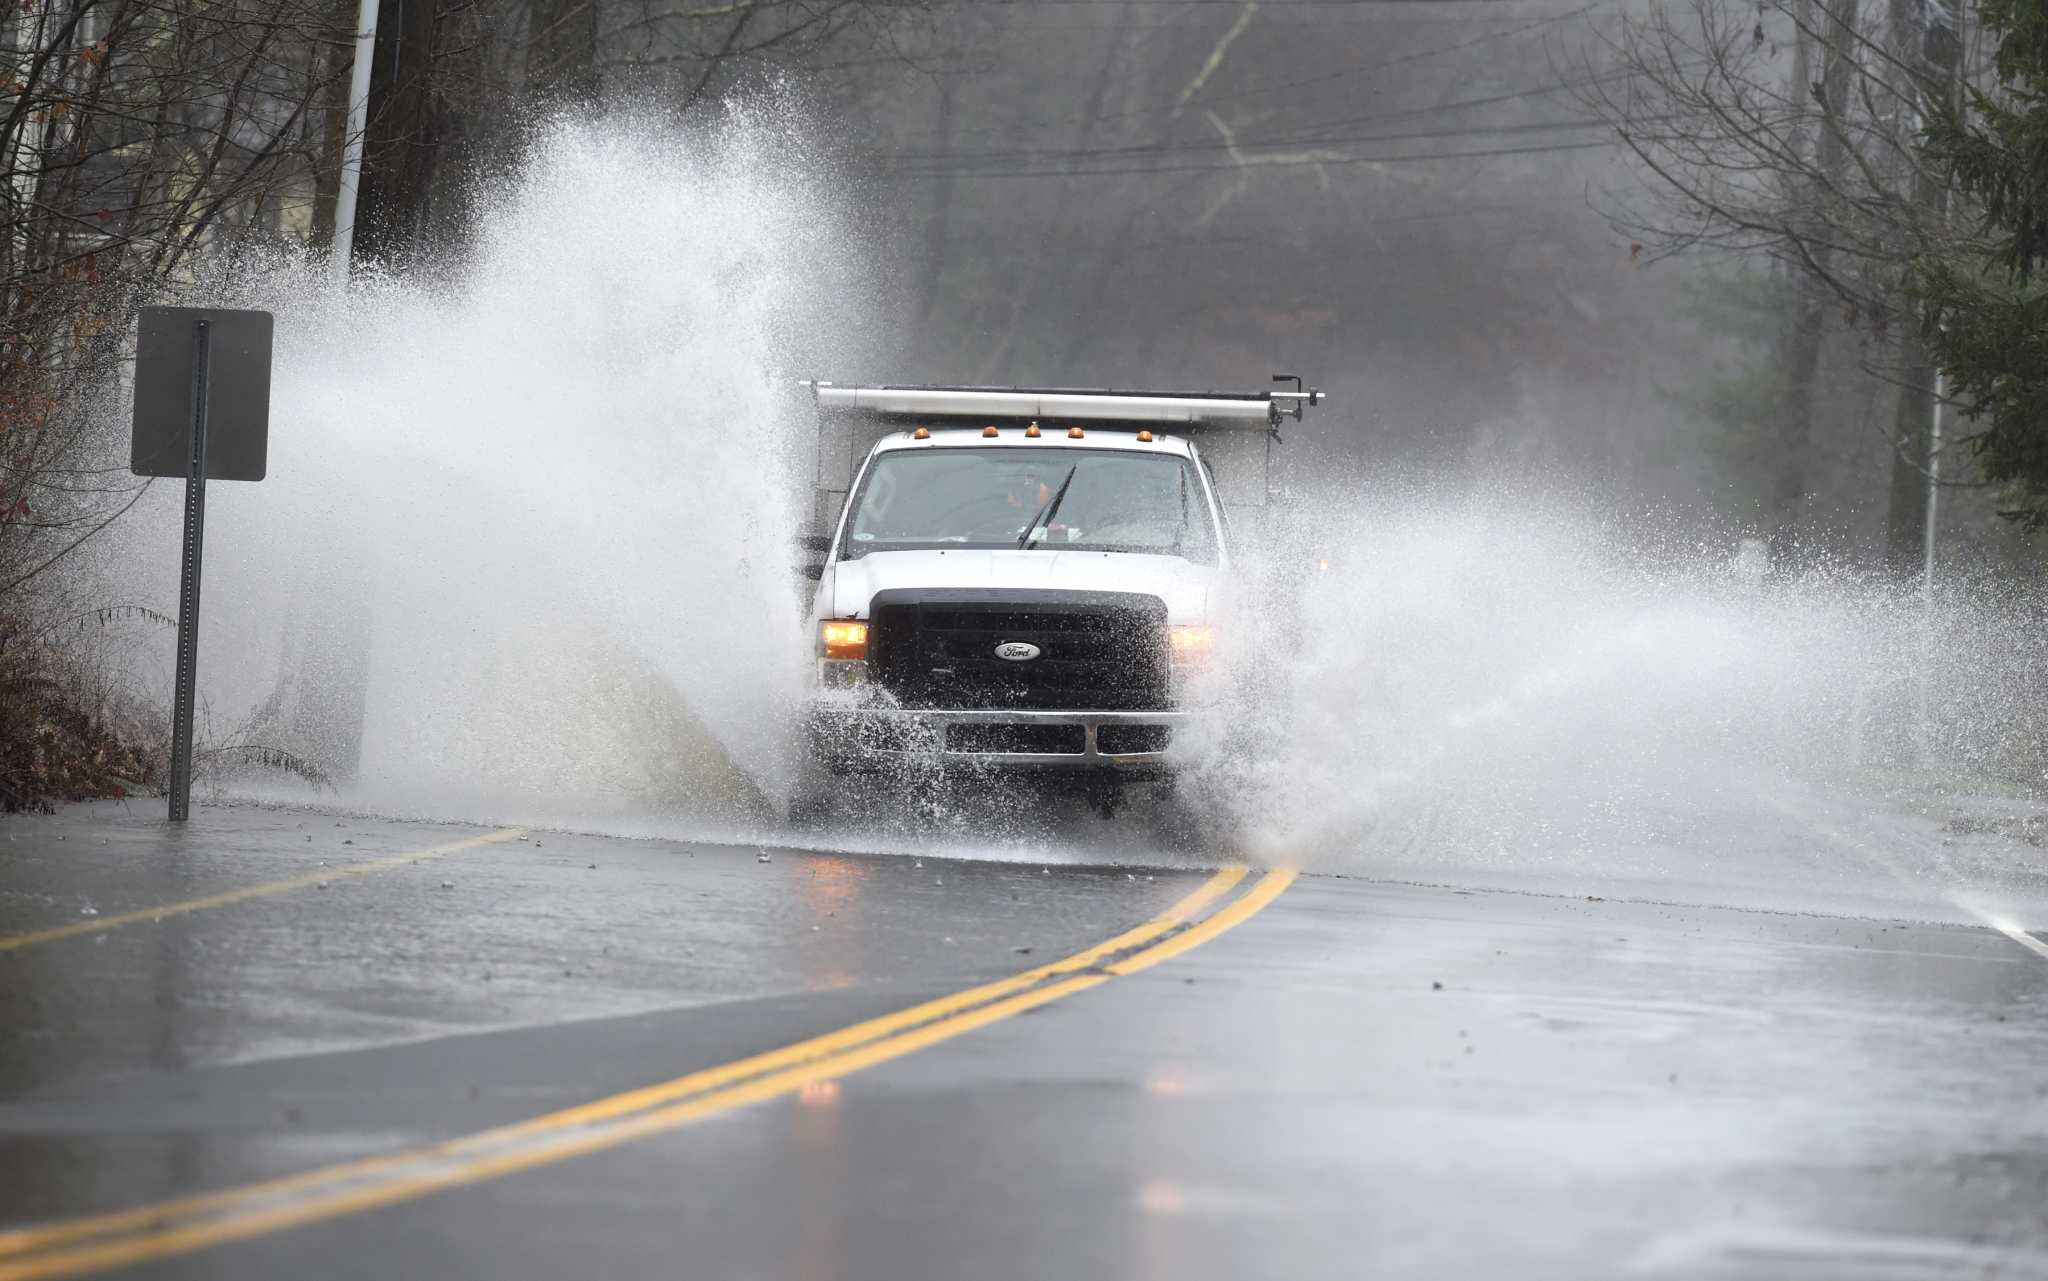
[
  {"xmin": 1168, "ymin": 623, "xmax": 1216, "ymax": 664},
  {"xmin": 820, "ymin": 619, "xmax": 868, "ymax": 661}
]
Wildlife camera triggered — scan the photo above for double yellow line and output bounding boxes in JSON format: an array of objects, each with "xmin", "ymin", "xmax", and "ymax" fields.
[{"xmin": 0, "ymin": 864, "xmax": 1295, "ymax": 1281}]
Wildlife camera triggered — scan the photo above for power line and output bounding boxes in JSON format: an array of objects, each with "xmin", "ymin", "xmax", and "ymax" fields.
[
  {"xmin": 1255, "ymin": 63, "xmax": 1635, "ymax": 140},
  {"xmin": 876, "ymin": 115, "xmax": 1626, "ymax": 177},
  {"xmin": 861, "ymin": 135, "xmax": 1622, "ymax": 181},
  {"xmin": 1054, "ymin": 203, "xmax": 1533, "ymax": 251},
  {"xmin": 874, "ymin": 66, "xmax": 1630, "ymax": 170}
]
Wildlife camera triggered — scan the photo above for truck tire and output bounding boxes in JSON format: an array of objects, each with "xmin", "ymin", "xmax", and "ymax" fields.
[{"xmin": 1147, "ymin": 783, "xmax": 1236, "ymax": 857}]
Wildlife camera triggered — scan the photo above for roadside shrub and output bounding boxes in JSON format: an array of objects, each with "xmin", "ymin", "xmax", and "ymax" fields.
[{"xmin": 0, "ymin": 612, "xmax": 161, "ymax": 813}]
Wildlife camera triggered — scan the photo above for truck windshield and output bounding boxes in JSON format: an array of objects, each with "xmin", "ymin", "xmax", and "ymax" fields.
[{"xmin": 842, "ymin": 447, "xmax": 1219, "ymax": 563}]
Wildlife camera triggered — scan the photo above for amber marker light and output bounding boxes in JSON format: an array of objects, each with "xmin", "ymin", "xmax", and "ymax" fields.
[
  {"xmin": 982, "ymin": 425, "xmax": 999, "ymax": 437},
  {"xmin": 912, "ymin": 426, "xmax": 930, "ymax": 440},
  {"xmin": 1024, "ymin": 422, "xmax": 1042, "ymax": 438},
  {"xmin": 1068, "ymin": 426, "xmax": 1086, "ymax": 439},
  {"xmin": 820, "ymin": 619, "xmax": 868, "ymax": 660},
  {"xmin": 1168, "ymin": 624, "xmax": 1216, "ymax": 663},
  {"xmin": 1136, "ymin": 430, "xmax": 1154, "ymax": 442}
]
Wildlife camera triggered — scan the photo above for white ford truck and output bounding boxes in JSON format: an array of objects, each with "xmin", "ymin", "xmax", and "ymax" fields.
[{"xmin": 793, "ymin": 382, "xmax": 1322, "ymax": 817}]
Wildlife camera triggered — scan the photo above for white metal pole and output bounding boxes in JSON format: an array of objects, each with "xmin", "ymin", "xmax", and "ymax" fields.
[
  {"xmin": 1915, "ymin": 370, "xmax": 1944, "ymax": 764},
  {"xmin": 1922, "ymin": 371, "xmax": 1944, "ymax": 595},
  {"xmin": 330, "ymin": 0, "xmax": 379, "ymax": 283}
]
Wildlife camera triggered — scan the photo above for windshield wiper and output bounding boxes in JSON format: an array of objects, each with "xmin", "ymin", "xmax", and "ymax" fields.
[{"xmin": 1018, "ymin": 466, "xmax": 1078, "ymax": 549}]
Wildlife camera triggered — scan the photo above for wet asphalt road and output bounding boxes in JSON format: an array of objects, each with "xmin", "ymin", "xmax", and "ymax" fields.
[{"xmin": 3, "ymin": 801, "xmax": 2048, "ymax": 1279}]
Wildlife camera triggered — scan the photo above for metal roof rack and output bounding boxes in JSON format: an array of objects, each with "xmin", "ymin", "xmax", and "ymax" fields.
[{"xmin": 803, "ymin": 378, "xmax": 1323, "ymax": 431}]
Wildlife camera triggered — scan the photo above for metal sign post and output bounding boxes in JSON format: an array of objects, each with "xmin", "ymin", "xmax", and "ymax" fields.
[
  {"xmin": 131, "ymin": 307, "xmax": 273, "ymax": 823},
  {"xmin": 167, "ymin": 321, "xmax": 211, "ymax": 820}
]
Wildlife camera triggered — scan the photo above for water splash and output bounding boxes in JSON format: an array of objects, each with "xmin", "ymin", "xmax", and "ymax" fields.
[
  {"xmin": 1178, "ymin": 486, "xmax": 2048, "ymax": 913},
  {"xmin": 111, "ymin": 108, "xmax": 844, "ymax": 829}
]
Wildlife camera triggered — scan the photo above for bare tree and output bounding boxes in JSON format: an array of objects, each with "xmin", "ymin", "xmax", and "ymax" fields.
[
  {"xmin": 0, "ymin": 0, "xmax": 942, "ymax": 603},
  {"xmin": 1583, "ymin": 0, "xmax": 1963, "ymax": 568},
  {"xmin": 0, "ymin": 0, "xmax": 350, "ymax": 807},
  {"xmin": 0, "ymin": 0, "xmax": 349, "ymax": 603}
]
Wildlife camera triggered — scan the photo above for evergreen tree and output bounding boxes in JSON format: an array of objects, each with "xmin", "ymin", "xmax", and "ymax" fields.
[{"xmin": 1919, "ymin": 0, "xmax": 2048, "ymax": 527}]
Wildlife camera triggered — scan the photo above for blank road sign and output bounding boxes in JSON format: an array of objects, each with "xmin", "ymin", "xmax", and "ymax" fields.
[{"xmin": 130, "ymin": 306, "xmax": 273, "ymax": 481}]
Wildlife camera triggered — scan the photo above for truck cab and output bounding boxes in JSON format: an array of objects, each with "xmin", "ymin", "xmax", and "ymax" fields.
[{"xmin": 795, "ymin": 383, "xmax": 1320, "ymax": 813}]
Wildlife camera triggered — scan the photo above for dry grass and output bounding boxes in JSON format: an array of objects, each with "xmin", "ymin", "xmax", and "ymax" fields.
[{"xmin": 0, "ymin": 613, "xmax": 161, "ymax": 812}]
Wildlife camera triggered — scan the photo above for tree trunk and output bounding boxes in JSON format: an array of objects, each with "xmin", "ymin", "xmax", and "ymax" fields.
[
  {"xmin": 308, "ymin": 0, "xmax": 357, "ymax": 249},
  {"xmin": 1768, "ymin": 275, "xmax": 1827, "ymax": 562},
  {"xmin": 354, "ymin": 0, "xmax": 443, "ymax": 264},
  {"xmin": 1766, "ymin": 0, "xmax": 1860, "ymax": 566}
]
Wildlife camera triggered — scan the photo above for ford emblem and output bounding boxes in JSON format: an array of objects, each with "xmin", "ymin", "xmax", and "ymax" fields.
[{"xmin": 995, "ymin": 641, "xmax": 1042, "ymax": 662}]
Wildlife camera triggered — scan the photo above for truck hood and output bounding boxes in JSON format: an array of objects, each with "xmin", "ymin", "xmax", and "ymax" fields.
[{"xmin": 829, "ymin": 549, "xmax": 1219, "ymax": 623}]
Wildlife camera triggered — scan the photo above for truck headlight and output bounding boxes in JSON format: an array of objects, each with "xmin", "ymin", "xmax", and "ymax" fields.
[
  {"xmin": 820, "ymin": 619, "xmax": 868, "ymax": 661},
  {"xmin": 1168, "ymin": 624, "xmax": 1215, "ymax": 664}
]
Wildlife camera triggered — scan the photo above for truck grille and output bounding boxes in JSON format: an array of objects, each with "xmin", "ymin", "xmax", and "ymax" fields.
[
  {"xmin": 944, "ymin": 723, "xmax": 1086, "ymax": 754},
  {"xmin": 867, "ymin": 589, "xmax": 1172, "ymax": 712}
]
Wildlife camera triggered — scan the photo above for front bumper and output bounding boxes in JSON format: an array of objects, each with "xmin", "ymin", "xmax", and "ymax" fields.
[{"xmin": 807, "ymin": 703, "xmax": 1184, "ymax": 775}]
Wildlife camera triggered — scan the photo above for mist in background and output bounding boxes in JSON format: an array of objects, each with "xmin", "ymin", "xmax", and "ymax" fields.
[
  {"xmin": 781, "ymin": 5, "xmax": 1695, "ymax": 525},
  {"xmin": 762, "ymin": 2, "xmax": 2031, "ymax": 573}
]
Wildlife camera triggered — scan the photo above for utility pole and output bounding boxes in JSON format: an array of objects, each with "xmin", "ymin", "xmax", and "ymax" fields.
[
  {"xmin": 1915, "ymin": 372, "xmax": 1943, "ymax": 762},
  {"xmin": 330, "ymin": 0, "xmax": 379, "ymax": 281},
  {"xmin": 1921, "ymin": 0, "xmax": 1964, "ymax": 606},
  {"xmin": 1769, "ymin": 0, "xmax": 1862, "ymax": 571},
  {"xmin": 1923, "ymin": 374, "xmax": 1944, "ymax": 593}
]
